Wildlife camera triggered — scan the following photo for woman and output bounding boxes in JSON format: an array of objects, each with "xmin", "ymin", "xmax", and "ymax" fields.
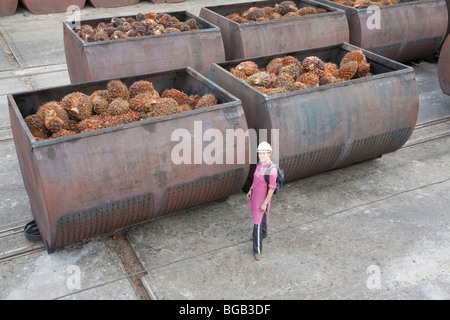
[{"xmin": 247, "ymin": 141, "xmax": 278, "ymax": 261}]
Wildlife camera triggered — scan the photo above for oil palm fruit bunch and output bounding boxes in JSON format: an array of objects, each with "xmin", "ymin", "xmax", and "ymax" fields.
[
  {"xmin": 25, "ymin": 80, "xmax": 220, "ymax": 140},
  {"xmin": 226, "ymin": 1, "xmax": 327, "ymax": 23}
]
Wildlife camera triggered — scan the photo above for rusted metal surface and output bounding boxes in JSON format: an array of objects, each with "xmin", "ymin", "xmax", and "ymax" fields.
[
  {"xmin": 0, "ymin": 0, "xmax": 17, "ymax": 16},
  {"xmin": 8, "ymin": 68, "xmax": 249, "ymax": 253},
  {"xmin": 199, "ymin": 0, "xmax": 349, "ymax": 61},
  {"xmin": 63, "ymin": 11, "xmax": 225, "ymax": 84},
  {"xmin": 21, "ymin": 0, "xmax": 85, "ymax": 14},
  {"xmin": 209, "ymin": 43, "xmax": 419, "ymax": 183},
  {"xmin": 438, "ymin": 35, "xmax": 450, "ymax": 95},
  {"xmin": 316, "ymin": 0, "xmax": 448, "ymax": 62},
  {"xmin": 149, "ymin": 0, "xmax": 186, "ymax": 3},
  {"xmin": 88, "ymin": 0, "xmax": 139, "ymax": 8}
]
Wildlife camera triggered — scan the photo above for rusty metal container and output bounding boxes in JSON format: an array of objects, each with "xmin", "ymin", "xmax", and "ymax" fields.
[
  {"xmin": 208, "ymin": 43, "xmax": 419, "ymax": 183},
  {"xmin": 88, "ymin": 0, "xmax": 139, "ymax": 8},
  {"xmin": 0, "ymin": 0, "xmax": 18, "ymax": 16},
  {"xmin": 8, "ymin": 67, "xmax": 249, "ymax": 253},
  {"xmin": 199, "ymin": 0, "xmax": 349, "ymax": 61},
  {"xmin": 63, "ymin": 11, "xmax": 225, "ymax": 84},
  {"xmin": 21, "ymin": 0, "xmax": 85, "ymax": 14},
  {"xmin": 315, "ymin": 0, "xmax": 448, "ymax": 62},
  {"xmin": 438, "ymin": 35, "xmax": 450, "ymax": 95}
]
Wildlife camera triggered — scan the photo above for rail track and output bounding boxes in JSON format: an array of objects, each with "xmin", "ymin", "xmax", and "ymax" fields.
[{"xmin": 0, "ymin": 115, "xmax": 449, "ymax": 264}]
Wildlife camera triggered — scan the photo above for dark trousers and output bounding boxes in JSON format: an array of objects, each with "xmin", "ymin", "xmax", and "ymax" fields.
[{"xmin": 253, "ymin": 212, "xmax": 267, "ymax": 254}]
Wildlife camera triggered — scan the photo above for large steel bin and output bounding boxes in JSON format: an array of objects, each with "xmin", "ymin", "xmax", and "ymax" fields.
[
  {"xmin": 8, "ymin": 68, "xmax": 249, "ymax": 253},
  {"xmin": 199, "ymin": 0, "xmax": 349, "ymax": 60},
  {"xmin": 208, "ymin": 43, "xmax": 419, "ymax": 183},
  {"xmin": 438, "ymin": 35, "xmax": 450, "ymax": 95},
  {"xmin": 0, "ymin": 0, "xmax": 17, "ymax": 16},
  {"xmin": 21, "ymin": 0, "xmax": 85, "ymax": 14},
  {"xmin": 315, "ymin": 0, "xmax": 448, "ymax": 62},
  {"xmin": 63, "ymin": 11, "xmax": 226, "ymax": 84}
]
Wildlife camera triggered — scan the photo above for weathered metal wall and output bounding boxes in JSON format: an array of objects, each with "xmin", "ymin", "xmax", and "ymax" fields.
[{"xmin": 438, "ymin": 35, "xmax": 450, "ymax": 95}]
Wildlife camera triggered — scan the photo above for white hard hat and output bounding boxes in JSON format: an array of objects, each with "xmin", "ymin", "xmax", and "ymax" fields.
[{"xmin": 256, "ymin": 141, "xmax": 272, "ymax": 152}]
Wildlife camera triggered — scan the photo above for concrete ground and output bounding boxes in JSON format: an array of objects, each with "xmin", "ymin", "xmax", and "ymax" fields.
[{"xmin": 0, "ymin": 0, "xmax": 449, "ymax": 302}]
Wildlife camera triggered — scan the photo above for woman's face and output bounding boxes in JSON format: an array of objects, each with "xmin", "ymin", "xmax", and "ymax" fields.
[{"xmin": 258, "ymin": 152, "xmax": 271, "ymax": 163}]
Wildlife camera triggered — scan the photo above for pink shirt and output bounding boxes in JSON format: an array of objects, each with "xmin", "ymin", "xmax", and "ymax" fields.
[{"xmin": 248, "ymin": 162, "xmax": 278, "ymax": 224}]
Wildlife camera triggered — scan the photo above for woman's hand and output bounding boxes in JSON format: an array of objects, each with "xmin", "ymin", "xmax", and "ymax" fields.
[
  {"xmin": 247, "ymin": 189, "xmax": 252, "ymax": 200},
  {"xmin": 260, "ymin": 203, "xmax": 267, "ymax": 212}
]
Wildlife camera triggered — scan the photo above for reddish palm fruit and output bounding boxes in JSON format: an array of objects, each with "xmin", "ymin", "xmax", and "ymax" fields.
[
  {"xmin": 51, "ymin": 129, "xmax": 76, "ymax": 139},
  {"xmin": 339, "ymin": 61, "xmax": 358, "ymax": 80},
  {"xmin": 355, "ymin": 60, "xmax": 372, "ymax": 78},
  {"xmin": 268, "ymin": 12, "xmax": 283, "ymax": 20},
  {"xmin": 340, "ymin": 50, "xmax": 366, "ymax": 67},
  {"xmin": 298, "ymin": 7, "xmax": 318, "ymax": 16},
  {"xmin": 164, "ymin": 27, "xmax": 181, "ymax": 34},
  {"xmin": 282, "ymin": 55, "xmax": 301, "ymax": 66},
  {"xmin": 178, "ymin": 104, "xmax": 192, "ymax": 112},
  {"xmin": 324, "ymin": 62, "xmax": 340, "ymax": 78},
  {"xmin": 37, "ymin": 101, "xmax": 70, "ymax": 123},
  {"xmin": 77, "ymin": 117, "xmax": 104, "ymax": 132},
  {"xmin": 107, "ymin": 80, "xmax": 130, "ymax": 101},
  {"xmin": 146, "ymin": 97, "xmax": 180, "ymax": 118},
  {"xmin": 302, "ymin": 56, "xmax": 325, "ymax": 76},
  {"xmin": 319, "ymin": 73, "xmax": 338, "ymax": 86},
  {"xmin": 24, "ymin": 114, "xmax": 45, "ymax": 134},
  {"xmin": 61, "ymin": 92, "xmax": 87, "ymax": 110},
  {"xmin": 275, "ymin": 1, "xmax": 297, "ymax": 15},
  {"xmin": 265, "ymin": 86, "xmax": 290, "ymax": 96},
  {"xmin": 161, "ymin": 88, "xmax": 189, "ymax": 105},
  {"xmin": 107, "ymin": 98, "xmax": 130, "ymax": 116},
  {"xmin": 194, "ymin": 94, "xmax": 218, "ymax": 109},
  {"xmin": 31, "ymin": 128, "xmax": 50, "ymax": 141},
  {"xmin": 145, "ymin": 12, "xmax": 158, "ymax": 20},
  {"xmin": 91, "ymin": 96, "xmax": 109, "ymax": 115},
  {"xmin": 283, "ymin": 11, "xmax": 300, "ymax": 18},
  {"xmin": 62, "ymin": 93, "xmax": 93, "ymax": 121},
  {"xmin": 93, "ymin": 30, "xmax": 109, "ymax": 42},
  {"xmin": 266, "ymin": 57, "xmax": 284, "ymax": 75},
  {"xmin": 230, "ymin": 67, "xmax": 247, "ymax": 80},
  {"xmin": 297, "ymin": 71, "xmax": 320, "ymax": 88},
  {"xmin": 184, "ymin": 19, "xmax": 201, "ymax": 30},
  {"xmin": 246, "ymin": 71, "xmax": 274, "ymax": 88},
  {"xmin": 279, "ymin": 63, "xmax": 304, "ymax": 80},
  {"xmin": 261, "ymin": 6, "xmax": 275, "ymax": 17},
  {"xmin": 235, "ymin": 61, "xmax": 259, "ymax": 76},
  {"xmin": 66, "ymin": 119, "xmax": 79, "ymax": 132},
  {"xmin": 226, "ymin": 13, "xmax": 240, "ymax": 21},
  {"xmin": 242, "ymin": 7, "xmax": 265, "ymax": 21},
  {"xmin": 273, "ymin": 73, "xmax": 296, "ymax": 88},
  {"xmin": 129, "ymin": 80, "xmax": 154, "ymax": 98},
  {"xmin": 90, "ymin": 89, "xmax": 109, "ymax": 101},
  {"xmin": 186, "ymin": 94, "xmax": 202, "ymax": 108},
  {"xmin": 44, "ymin": 110, "xmax": 66, "ymax": 133},
  {"xmin": 129, "ymin": 92, "xmax": 157, "ymax": 113}
]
